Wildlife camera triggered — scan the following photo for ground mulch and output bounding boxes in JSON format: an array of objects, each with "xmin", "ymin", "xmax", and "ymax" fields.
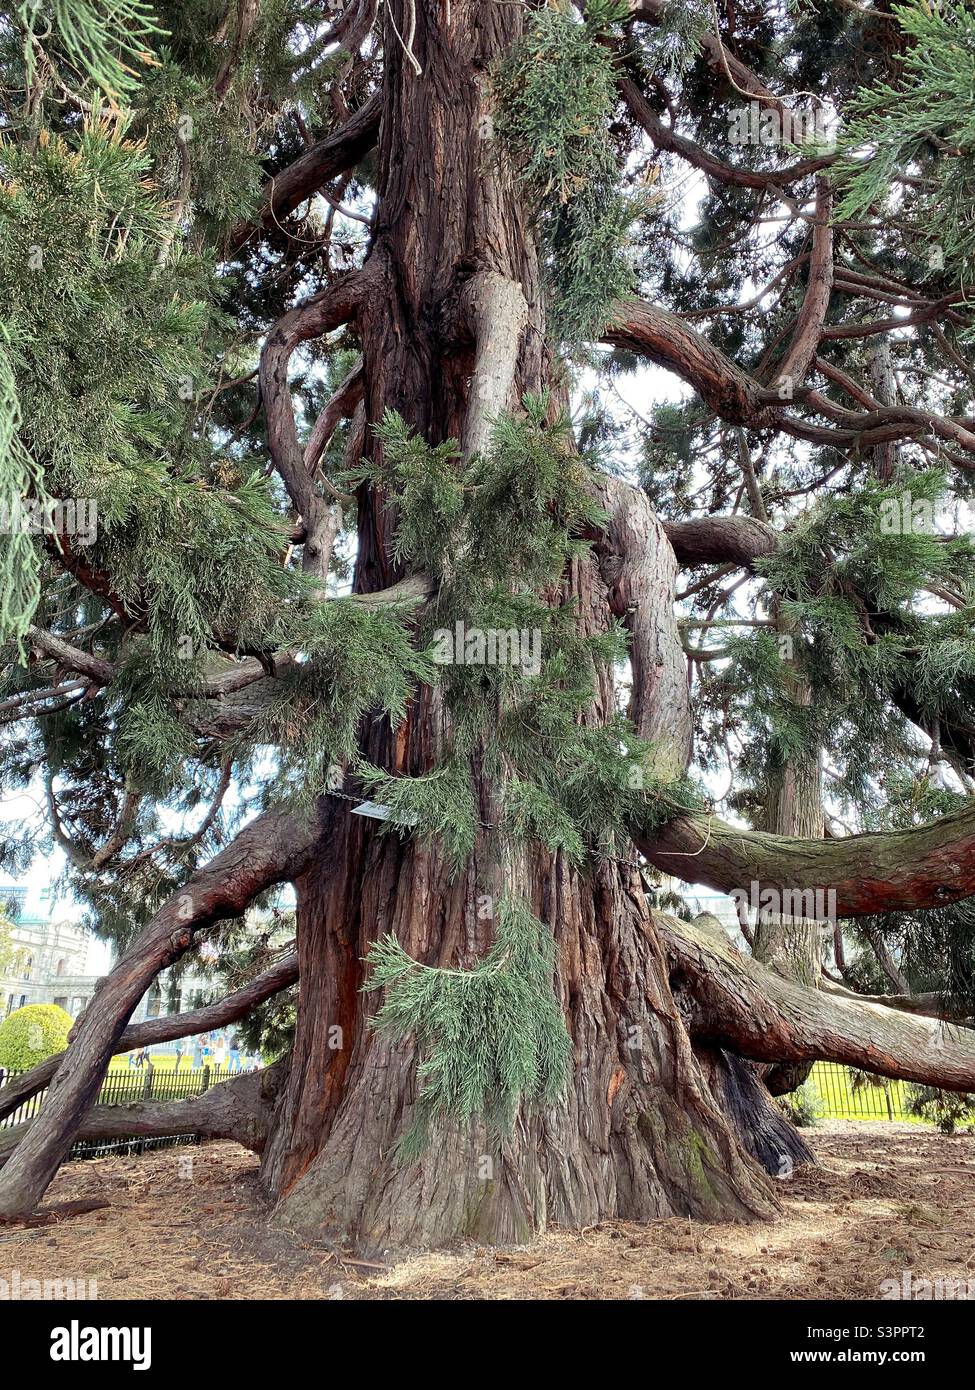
[{"xmin": 1, "ymin": 1120, "xmax": 973, "ymax": 1300}]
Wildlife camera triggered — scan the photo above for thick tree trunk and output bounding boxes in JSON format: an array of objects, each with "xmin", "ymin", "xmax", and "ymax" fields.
[
  {"xmin": 8, "ymin": 0, "xmax": 975, "ymax": 1246},
  {"xmin": 753, "ymin": 675, "xmax": 825, "ymax": 1095},
  {"xmin": 260, "ymin": 824, "xmax": 778, "ymax": 1253},
  {"xmin": 252, "ymin": 0, "xmax": 781, "ymax": 1254}
]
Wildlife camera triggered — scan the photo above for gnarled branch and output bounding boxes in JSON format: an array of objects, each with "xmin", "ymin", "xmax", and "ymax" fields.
[
  {"xmin": 0, "ymin": 805, "xmax": 327, "ymax": 1220},
  {"xmin": 638, "ymin": 801, "xmax": 975, "ymax": 917},
  {"xmin": 663, "ymin": 913, "xmax": 975, "ymax": 1092},
  {"xmin": 0, "ymin": 1062, "xmax": 288, "ymax": 1174},
  {"xmin": 227, "ymin": 92, "xmax": 382, "ymax": 253}
]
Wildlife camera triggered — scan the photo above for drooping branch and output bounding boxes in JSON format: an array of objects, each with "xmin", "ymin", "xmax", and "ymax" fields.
[
  {"xmin": 661, "ymin": 510, "xmax": 975, "ymax": 773},
  {"xmin": 0, "ymin": 1063, "xmax": 288, "ymax": 1174},
  {"xmin": 604, "ymin": 298, "xmax": 975, "ymax": 461},
  {"xmin": 0, "ymin": 805, "xmax": 328, "ymax": 1220},
  {"xmin": 260, "ymin": 265, "xmax": 376, "ymax": 577},
  {"xmin": 662, "ymin": 913, "xmax": 975, "ymax": 1092},
  {"xmin": 0, "ymin": 951, "xmax": 298, "ymax": 1125},
  {"xmin": 620, "ymin": 77, "xmax": 833, "ymax": 192},
  {"xmin": 597, "ymin": 483, "xmax": 975, "ymax": 918},
  {"xmin": 860, "ymin": 921, "xmax": 911, "ymax": 995},
  {"xmin": 624, "ymin": 0, "xmax": 809, "ymax": 122}
]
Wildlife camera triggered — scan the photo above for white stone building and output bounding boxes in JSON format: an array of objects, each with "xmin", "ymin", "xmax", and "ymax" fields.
[{"xmin": 0, "ymin": 884, "xmax": 94, "ymax": 1020}]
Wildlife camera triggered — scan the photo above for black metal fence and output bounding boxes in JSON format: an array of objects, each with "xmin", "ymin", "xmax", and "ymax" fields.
[
  {"xmin": 0, "ymin": 1060, "xmax": 929, "ymax": 1167},
  {"xmin": 0, "ymin": 1063, "xmax": 246, "ymax": 1161},
  {"xmin": 808, "ymin": 1061, "xmax": 915, "ymax": 1121}
]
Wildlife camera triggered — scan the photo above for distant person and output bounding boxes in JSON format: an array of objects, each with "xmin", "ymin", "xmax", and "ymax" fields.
[
  {"xmin": 228, "ymin": 1038, "xmax": 241, "ymax": 1073},
  {"xmin": 192, "ymin": 1038, "xmax": 203, "ymax": 1068},
  {"xmin": 174, "ymin": 1044, "xmax": 184, "ymax": 1072},
  {"xmin": 214, "ymin": 1035, "xmax": 228, "ymax": 1070}
]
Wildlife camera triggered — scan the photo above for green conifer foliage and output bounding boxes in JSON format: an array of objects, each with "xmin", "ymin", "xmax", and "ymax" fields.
[
  {"xmin": 5, "ymin": 0, "xmax": 975, "ymax": 1178},
  {"xmin": 493, "ymin": 0, "xmax": 637, "ymax": 345},
  {"xmin": 16, "ymin": 0, "xmax": 164, "ymax": 102},
  {"xmin": 365, "ymin": 897, "xmax": 572, "ymax": 1161},
  {"xmin": 835, "ymin": 2, "xmax": 975, "ymax": 287},
  {"xmin": 0, "ymin": 324, "xmax": 46, "ymax": 651}
]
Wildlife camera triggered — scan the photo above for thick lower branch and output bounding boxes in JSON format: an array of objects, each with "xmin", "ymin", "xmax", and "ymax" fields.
[
  {"xmin": 663, "ymin": 515, "xmax": 779, "ymax": 570},
  {"xmin": 637, "ymin": 800, "xmax": 975, "ymax": 917},
  {"xmin": 0, "ymin": 1064, "xmax": 288, "ymax": 1176},
  {"xmin": 0, "ymin": 806, "xmax": 326, "ymax": 1219},
  {"xmin": 227, "ymin": 93, "xmax": 382, "ymax": 253},
  {"xmin": 661, "ymin": 913, "xmax": 975, "ymax": 1091}
]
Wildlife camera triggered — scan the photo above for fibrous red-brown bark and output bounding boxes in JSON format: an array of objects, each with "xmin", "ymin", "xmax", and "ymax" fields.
[
  {"xmin": 261, "ymin": 825, "xmax": 780, "ymax": 1253},
  {"xmin": 254, "ymin": 2, "xmax": 779, "ymax": 1252},
  {"xmin": 7, "ymin": 0, "xmax": 975, "ymax": 1252},
  {"xmin": 663, "ymin": 915, "xmax": 975, "ymax": 1093}
]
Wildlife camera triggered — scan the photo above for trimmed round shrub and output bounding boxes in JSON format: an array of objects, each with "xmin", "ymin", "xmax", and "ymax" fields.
[{"xmin": 0, "ymin": 1003, "xmax": 73, "ymax": 1070}]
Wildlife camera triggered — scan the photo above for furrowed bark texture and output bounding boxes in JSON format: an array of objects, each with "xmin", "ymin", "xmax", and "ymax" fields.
[
  {"xmin": 255, "ymin": 2, "xmax": 777, "ymax": 1254},
  {"xmin": 636, "ymin": 802, "xmax": 975, "ymax": 916},
  {"xmin": 662, "ymin": 915, "xmax": 975, "ymax": 1092}
]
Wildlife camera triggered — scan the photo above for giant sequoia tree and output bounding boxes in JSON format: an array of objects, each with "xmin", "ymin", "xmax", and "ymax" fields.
[{"xmin": 5, "ymin": 0, "xmax": 975, "ymax": 1252}]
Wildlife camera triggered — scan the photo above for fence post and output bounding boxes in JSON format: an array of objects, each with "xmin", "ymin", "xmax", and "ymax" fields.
[
  {"xmin": 138, "ymin": 1060, "xmax": 155, "ymax": 1156},
  {"xmin": 200, "ymin": 1064, "xmax": 211, "ymax": 1094}
]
